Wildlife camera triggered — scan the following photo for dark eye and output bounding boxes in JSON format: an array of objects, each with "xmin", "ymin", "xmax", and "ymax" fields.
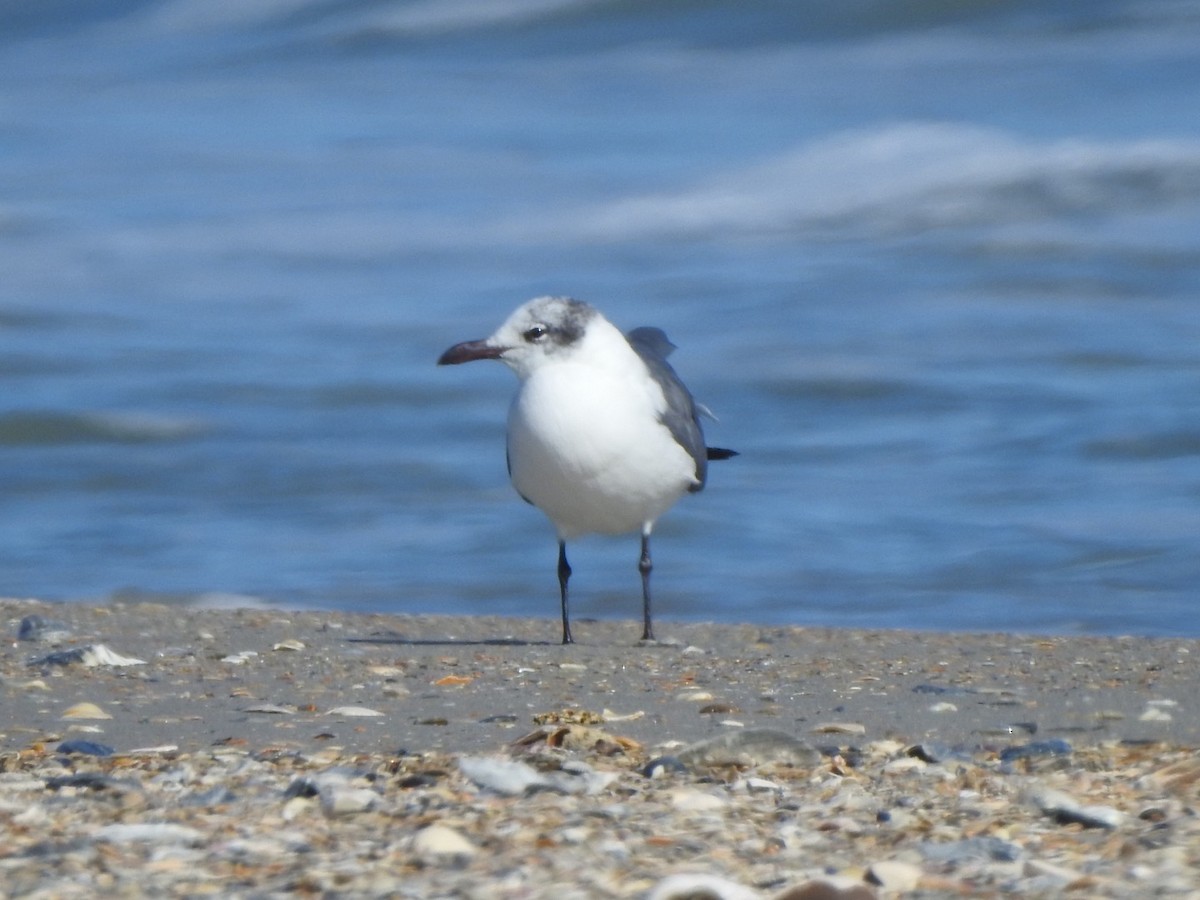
[{"xmin": 523, "ymin": 325, "xmax": 548, "ymax": 342}]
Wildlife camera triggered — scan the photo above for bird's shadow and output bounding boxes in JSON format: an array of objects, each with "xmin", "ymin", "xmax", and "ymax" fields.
[{"xmin": 346, "ymin": 633, "xmax": 555, "ymax": 647}]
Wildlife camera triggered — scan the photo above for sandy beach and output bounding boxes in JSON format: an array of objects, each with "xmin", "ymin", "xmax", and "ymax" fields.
[{"xmin": 2, "ymin": 598, "xmax": 1199, "ymax": 897}]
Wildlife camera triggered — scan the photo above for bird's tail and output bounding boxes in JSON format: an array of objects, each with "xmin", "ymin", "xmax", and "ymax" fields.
[{"xmin": 706, "ymin": 447, "xmax": 738, "ymax": 460}]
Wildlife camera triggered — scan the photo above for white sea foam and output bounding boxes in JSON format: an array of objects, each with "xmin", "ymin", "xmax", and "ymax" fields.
[
  {"xmin": 94, "ymin": 124, "xmax": 1200, "ymax": 262},
  {"xmin": 565, "ymin": 123, "xmax": 1200, "ymax": 242},
  {"xmin": 349, "ymin": 0, "xmax": 605, "ymax": 35}
]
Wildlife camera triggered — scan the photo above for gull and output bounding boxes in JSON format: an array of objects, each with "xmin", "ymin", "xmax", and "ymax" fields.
[{"xmin": 438, "ymin": 296, "xmax": 736, "ymax": 644}]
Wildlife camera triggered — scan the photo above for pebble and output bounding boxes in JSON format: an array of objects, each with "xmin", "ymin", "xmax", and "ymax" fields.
[
  {"xmin": 918, "ymin": 835, "xmax": 1024, "ymax": 864},
  {"xmin": 0, "ymin": 726, "xmax": 1193, "ymax": 897},
  {"xmin": 813, "ymin": 722, "xmax": 866, "ymax": 735},
  {"xmin": 459, "ymin": 755, "xmax": 547, "ymax": 795},
  {"xmin": 55, "ymin": 740, "xmax": 116, "ymax": 757},
  {"xmin": 94, "ymin": 823, "xmax": 205, "ymax": 846},
  {"xmin": 643, "ymin": 755, "xmax": 689, "ymax": 778},
  {"xmin": 319, "ymin": 785, "xmax": 380, "ymax": 816},
  {"xmin": 865, "ymin": 859, "xmax": 923, "ymax": 891},
  {"xmin": 461, "ymin": 754, "xmax": 608, "ymax": 797},
  {"xmin": 27, "ymin": 644, "xmax": 146, "ymax": 667},
  {"xmin": 905, "ymin": 742, "xmax": 964, "ymax": 763},
  {"xmin": 648, "ymin": 873, "xmax": 760, "ymax": 900},
  {"xmin": 999, "ymin": 738, "xmax": 1073, "ymax": 763},
  {"xmin": 1027, "ymin": 786, "xmax": 1126, "ymax": 829},
  {"xmin": 241, "ymin": 703, "xmax": 296, "ymax": 715},
  {"xmin": 17, "ymin": 615, "xmax": 72, "ymax": 642},
  {"xmin": 325, "ymin": 705, "xmax": 385, "ymax": 717},
  {"xmin": 677, "ymin": 729, "xmax": 820, "ymax": 767},
  {"xmin": 3, "ymin": 602, "xmax": 1200, "ymax": 898},
  {"xmin": 412, "ymin": 824, "xmax": 476, "ymax": 861},
  {"xmin": 669, "ymin": 787, "xmax": 728, "ymax": 812},
  {"xmin": 61, "ymin": 702, "xmax": 112, "ymax": 720}
]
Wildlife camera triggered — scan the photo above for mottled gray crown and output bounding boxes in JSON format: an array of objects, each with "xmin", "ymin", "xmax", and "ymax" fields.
[{"xmin": 522, "ymin": 296, "xmax": 596, "ymax": 349}]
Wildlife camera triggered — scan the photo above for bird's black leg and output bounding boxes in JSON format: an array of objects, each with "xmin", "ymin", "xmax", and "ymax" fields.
[
  {"xmin": 639, "ymin": 531, "xmax": 654, "ymax": 642},
  {"xmin": 557, "ymin": 540, "xmax": 574, "ymax": 645}
]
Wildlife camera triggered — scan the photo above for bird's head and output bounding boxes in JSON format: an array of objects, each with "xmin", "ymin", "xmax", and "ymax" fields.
[{"xmin": 437, "ymin": 296, "xmax": 598, "ymax": 379}]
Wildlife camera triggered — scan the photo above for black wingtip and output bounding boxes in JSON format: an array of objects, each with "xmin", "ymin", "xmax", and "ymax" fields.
[{"xmin": 706, "ymin": 447, "xmax": 738, "ymax": 461}]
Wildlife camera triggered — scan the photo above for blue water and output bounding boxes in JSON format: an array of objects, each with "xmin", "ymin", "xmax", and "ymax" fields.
[{"xmin": 3, "ymin": 1, "xmax": 1200, "ymax": 635}]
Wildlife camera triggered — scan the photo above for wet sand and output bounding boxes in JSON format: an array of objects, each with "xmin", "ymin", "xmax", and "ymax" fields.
[{"xmin": 5, "ymin": 598, "xmax": 1198, "ymax": 756}]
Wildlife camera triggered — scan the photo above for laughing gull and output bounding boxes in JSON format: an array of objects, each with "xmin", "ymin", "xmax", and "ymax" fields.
[{"xmin": 437, "ymin": 296, "xmax": 736, "ymax": 644}]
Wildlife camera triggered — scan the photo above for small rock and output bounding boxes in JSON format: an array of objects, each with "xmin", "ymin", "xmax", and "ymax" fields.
[
  {"xmin": 740, "ymin": 777, "xmax": 782, "ymax": 794},
  {"xmin": 62, "ymin": 702, "xmax": 112, "ymax": 720},
  {"xmin": 82, "ymin": 644, "xmax": 147, "ymax": 666},
  {"xmin": 919, "ymin": 836, "xmax": 1023, "ymax": 864},
  {"xmin": 184, "ymin": 786, "xmax": 237, "ymax": 807},
  {"xmin": 27, "ymin": 644, "xmax": 146, "ymax": 668},
  {"xmin": 325, "ymin": 706, "xmax": 384, "ymax": 717},
  {"xmin": 643, "ymin": 756, "xmax": 688, "ymax": 778},
  {"xmin": 1024, "ymin": 858, "xmax": 1088, "ymax": 884},
  {"xmin": 813, "ymin": 722, "xmax": 867, "ymax": 735},
  {"xmin": 479, "ymin": 714, "xmax": 519, "ymax": 725},
  {"xmin": 55, "ymin": 740, "xmax": 115, "ymax": 757},
  {"xmin": 648, "ymin": 873, "xmax": 760, "ymax": 900},
  {"xmin": 545, "ymin": 759, "xmax": 617, "ymax": 795},
  {"xmin": 677, "ymin": 729, "xmax": 820, "ymax": 768},
  {"xmin": 1027, "ymin": 786, "xmax": 1125, "ymax": 829},
  {"xmin": 905, "ymin": 742, "xmax": 961, "ymax": 764},
  {"xmin": 911, "ymin": 683, "xmax": 958, "ymax": 694},
  {"xmin": 881, "ymin": 756, "xmax": 926, "ymax": 775},
  {"xmin": 459, "ymin": 756, "xmax": 546, "ymax": 796},
  {"xmin": 999, "ymin": 739, "xmax": 1072, "ymax": 763},
  {"xmin": 412, "ymin": 824, "xmax": 475, "ymax": 860},
  {"xmin": 46, "ymin": 772, "xmax": 137, "ymax": 794},
  {"xmin": 865, "ymin": 860, "xmax": 922, "ymax": 891},
  {"xmin": 7, "ymin": 677, "xmax": 50, "ymax": 692},
  {"xmin": 599, "ymin": 708, "xmax": 645, "ymax": 722},
  {"xmin": 283, "ymin": 777, "xmax": 321, "ymax": 799},
  {"xmin": 128, "ymin": 744, "xmax": 179, "ymax": 755},
  {"xmin": 670, "ymin": 788, "xmax": 728, "ymax": 812},
  {"xmin": 17, "ymin": 615, "xmax": 71, "ymax": 642},
  {"xmin": 319, "ymin": 786, "xmax": 379, "ymax": 816},
  {"xmin": 94, "ymin": 823, "xmax": 204, "ymax": 846},
  {"xmin": 1139, "ymin": 706, "xmax": 1173, "ymax": 723}
]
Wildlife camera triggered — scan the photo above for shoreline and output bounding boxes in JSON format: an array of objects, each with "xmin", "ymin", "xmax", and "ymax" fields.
[
  {"xmin": 5, "ymin": 598, "xmax": 1198, "ymax": 754},
  {"xmin": 3, "ymin": 598, "xmax": 1199, "ymax": 897}
]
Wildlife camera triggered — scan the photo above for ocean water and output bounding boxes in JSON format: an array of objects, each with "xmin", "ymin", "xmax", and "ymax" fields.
[{"xmin": 2, "ymin": 0, "xmax": 1200, "ymax": 635}]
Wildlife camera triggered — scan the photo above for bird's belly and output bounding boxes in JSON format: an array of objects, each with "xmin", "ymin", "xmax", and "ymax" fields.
[{"xmin": 507, "ymin": 369, "xmax": 696, "ymax": 538}]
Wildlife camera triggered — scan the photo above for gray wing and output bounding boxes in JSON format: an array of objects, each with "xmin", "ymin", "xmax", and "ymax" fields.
[{"xmin": 625, "ymin": 327, "xmax": 709, "ymax": 491}]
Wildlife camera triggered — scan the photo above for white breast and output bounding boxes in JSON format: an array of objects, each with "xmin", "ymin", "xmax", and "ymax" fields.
[{"xmin": 507, "ymin": 354, "xmax": 698, "ymax": 539}]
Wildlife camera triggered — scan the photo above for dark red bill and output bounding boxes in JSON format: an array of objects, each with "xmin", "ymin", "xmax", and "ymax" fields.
[{"xmin": 437, "ymin": 340, "xmax": 504, "ymax": 366}]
